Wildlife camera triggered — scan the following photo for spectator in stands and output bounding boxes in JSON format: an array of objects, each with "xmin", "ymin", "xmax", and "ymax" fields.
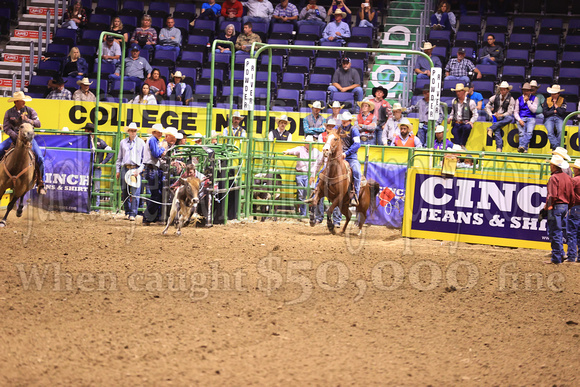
[
  {"xmin": 46, "ymin": 76, "xmax": 72, "ymax": 100},
  {"xmin": 485, "ymin": 81, "xmax": 515, "ymax": 152},
  {"xmin": 370, "ymin": 85, "xmax": 391, "ymax": 145},
  {"xmin": 433, "ymin": 125, "xmax": 453, "ymax": 150},
  {"xmin": 100, "ymin": 35, "xmax": 121, "ymax": 65},
  {"xmin": 357, "ymin": 98, "xmax": 378, "ymax": 145},
  {"xmin": 216, "ymin": 24, "xmax": 237, "ymax": 54},
  {"xmin": 62, "ymin": 47, "xmax": 87, "ymax": 80},
  {"xmin": 83, "ymin": 123, "xmax": 113, "ymax": 210},
  {"xmin": 116, "ymin": 123, "xmax": 145, "ymax": 221},
  {"xmin": 110, "ymin": 44, "xmax": 152, "ymax": 86},
  {"xmin": 328, "ymin": 101, "xmax": 344, "ymax": 123},
  {"xmin": 382, "ymin": 102, "xmax": 406, "ymax": 146},
  {"xmin": 235, "ymin": 22, "xmax": 262, "ymax": 53},
  {"xmin": 144, "ymin": 68, "xmax": 166, "ymax": 102},
  {"xmin": 130, "ymin": 83, "xmax": 157, "ymax": 105},
  {"xmin": 269, "ymin": 115, "xmax": 293, "ymax": 141},
  {"xmin": 156, "ymin": 17, "xmax": 182, "ymax": 56},
  {"xmin": 273, "ymin": 0, "xmax": 298, "ymax": 26},
  {"xmin": 445, "ymin": 48, "xmax": 481, "ymax": 84},
  {"xmin": 479, "ymin": 34, "xmax": 504, "ymax": 66},
  {"xmin": 329, "ymin": 0, "xmax": 352, "ymax": 25},
  {"xmin": 62, "ymin": 0, "xmax": 87, "ymax": 30},
  {"xmin": 200, "ymin": 0, "xmax": 221, "ymax": 20},
  {"xmin": 321, "ymin": 9, "xmax": 351, "ymax": 44},
  {"xmin": 166, "ymin": 71, "xmax": 193, "ymax": 106},
  {"xmin": 408, "ymin": 84, "xmax": 443, "ymax": 146},
  {"xmin": 109, "ymin": 17, "xmax": 129, "ymax": 44},
  {"xmin": 224, "ymin": 111, "xmax": 247, "ymax": 137},
  {"xmin": 448, "ymin": 83, "xmax": 478, "ymax": 149},
  {"xmin": 130, "ymin": 15, "xmax": 157, "ymax": 55},
  {"xmin": 243, "ymin": 0, "xmax": 274, "ymax": 29},
  {"xmin": 467, "ymin": 83, "xmax": 485, "ymax": 119},
  {"xmin": 73, "ymin": 78, "xmax": 96, "ymax": 102},
  {"xmin": 304, "ymin": 101, "xmax": 326, "ymax": 140},
  {"xmin": 514, "ymin": 82, "xmax": 538, "ymax": 153},
  {"xmin": 358, "ymin": 0, "xmax": 376, "ymax": 27},
  {"xmin": 391, "ymin": 118, "xmax": 421, "ymax": 148},
  {"xmin": 297, "ymin": 0, "xmax": 327, "ymax": 34},
  {"xmin": 414, "ymin": 42, "xmax": 442, "ymax": 79},
  {"xmin": 429, "ymin": 1, "xmax": 455, "ymax": 32},
  {"xmin": 220, "ymin": 0, "xmax": 244, "ymax": 24},
  {"xmin": 530, "ymin": 80, "xmax": 545, "ymax": 120},
  {"xmin": 543, "ymin": 84, "xmax": 568, "ymax": 151},
  {"xmin": 328, "ymin": 57, "xmax": 363, "ymax": 112}
]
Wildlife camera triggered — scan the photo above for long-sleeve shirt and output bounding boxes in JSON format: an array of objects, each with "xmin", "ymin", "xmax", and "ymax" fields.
[
  {"xmin": 235, "ymin": 32, "xmax": 262, "ymax": 52},
  {"xmin": 322, "ymin": 20, "xmax": 351, "ymax": 41},
  {"xmin": 340, "ymin": 124, "xmax": 361, "ymax": 160},
  {"xmin": 284, "ymin": 146, "xmax": 320, "ymax": 174},
  {"xmin": 303, "ymin": 113, "xmax": 326, "ymax": 136},
  {"xmin": 408, "ymin": 97, "xmax": 443, "ymax": 124},
  {"xmin": 143, "ymin": 136, "xmax": 166, "ymax": 167},
  {"xmin": 299, "ymin": 5, "xmax": 326, "ymax": 21},
  {"xmin": 415, "ymin": 55, "xmax": 443, "ymax": 73},
  {"xmin": 131, "ymin": 27, "xmax": 157, "ymax": 45},
  {"xmin": 451, "ymin": 98, "xmax": 478, "ymax": 124},
  {"xmin": 245, "ymin": 0, "xmax": 274, "ymax": 19},
  {"xmin": 221, "ymin": 0, "xmax": 243, "ymax": 18},
  {"xmin": 273, "ymin": 2, "xmax": 298, "ymax": 18},
  {"xmin": 481, "ymin": 44, "xmax": 504, "ymax": 64},
  {"xmin": 116, "ymin": 136, "xmax": 146, "ymax": 173},
  {"xmin": 3, "ymin": 106, "xmax": 41, "ymax": 140},
  {"xmin": 159, "ymin": 27, "xmax": 182, "ymax": 46},
  {"xmin": 514, "ymin": 96, "xmax": 538, "ymax": 121},
  {"xmin": 116, "ymin": 56, "xmax": 152, "ymax": 79},
  {"xmin": 543, "ymin": 96, "xmax": 567, "ymax": 119},
  {"xmin": 485, "ymin": 93, "xmax": 515, "ymax": 118},
  {"xmin": 46, "ymin": 88, "xmax": 72, "ymax": 100},
  {"xmin": 73, "ymin": 89, "xmax": 96, "ymax": 102},
  {"xmin": 91, "ymin": 136, "xmax": 114, "ymax": 166},
  {"xmin": 382, "ymin": 117, "xmax": 403, "ymax": 145},
  {"xmin": 571, "ymin": 175, "xmax": 580, "ymax": 207},
  {"xmin": 547, "ymin": 169, "xmax": 574, "ymax": 208}
]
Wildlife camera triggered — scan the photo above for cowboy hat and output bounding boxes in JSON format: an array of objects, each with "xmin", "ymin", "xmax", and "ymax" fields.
[
  {"xmin": 398, "ymin": 117, "xmax": 412, "ymax": 128},
  {"xmin": 435, "ymin": 125, "xmax": 445, "ymax": 133},
  {"xmin": 530, "ymin": 80, "xmax": 540, "ymax": 88},
  {"xmin": 232, "ymin": 111, "xmax": 244, "ymax": 119},
  {"xmin": 329, "ymin": 101, "xmax": 345, "ymax": 109},
  {"xmin": 164, "ymin": 126, "xmax": 179, "ymax": 138},
  {"xmin": 392, "ymin": 102, "xmax": 406, "ymax": 112},
  {"xmin": 372, "ymin": 85, "xmax": 387, "ymax": 97},
  {"xmin": 326, "ymin": 119, "xmax": 337, "ymax": 127},
  {"xmin": 147, "ymin": 123, "xmax": 164, "ymax": 135},
  {"xmin": 498, "ymin": 81, "xmax": 513, "ymax": 90},
  {"xmin": 333, "ymin": 9, "xmax": 347, "ymax": 17},
  {"xmin": 192, "ymin": 133, "xmax": 204, "ymax": 139},
  {"xmin": 521, "ymin": 82, "xmax": 532, "ymax": 90},
  {"xmin": 451, "ymin": 83, "xmax": 469, "ymax": 91},
  {"xmin": 76, "ymin": 77, "xmax": 93, "ymax": 86},
  {"xmin": 304, "ymin": 135, "xmax": 314, "ymax": 142},
  {"xmin": 124, "ymin": 169, "xmax": 141, "ymax": 188},
  {"xmin": 552, "ymin": 146, "xmax": 571, "ymax": 161},
  {"xmin": 421, "ymin": 41, "xmax": 436, "ymax": 50},
  {"xmin": 550, "ymin": 154, "xmax": 569, "ymax": 170},
  {"xmin": 547, "ymin": 84, "xmax": 564, "ymax": 94},
  {"xmin": 82, "ymin": 123, "xmax": 95, "ymax": 131},
  {"xmin": 308, "ymin": 101, "xmax": 323, "ymax": 109},
  {"xmin": 123, "ymin": 122, "xmax": 139, "ymax": 132},
  {"xmin": 357, "ymin": 97, "xmax": 375, "ymax": 111},
  {"xmin": 8, "ymin": 91, "xmax": 32, "ymax": 102},
  {"xmin": 275, "ymin": 114, "xmax": 289, "ymax": 124},
  {"xmin": 572, "ymin": 159, "xmax": 580, "ymax": 170},
  {"xmin": 339, "ymin": 111, "xmax": 353, "ymax": 121},
  {"xmin": 172, "ymin": 70, "xmax": 186, "ymax": 79},
  {"xmin": 447, "ymin": 144, "xmax": 463, "ymax": 151}
]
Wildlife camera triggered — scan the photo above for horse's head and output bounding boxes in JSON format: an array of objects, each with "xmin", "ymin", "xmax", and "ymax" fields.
[
  {"xmin": 323, "ymin": 129, "xmax": 343, "ymax": 158},
  {"xmin": 18, "ymin": 123, "xmax": 35, "ymax": 144}
]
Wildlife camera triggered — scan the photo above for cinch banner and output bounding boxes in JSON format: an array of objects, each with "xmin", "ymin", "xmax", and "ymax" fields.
[
  {"xmin": 365, "ymin": 162, "xmax": 407, "ymax": 227},
  {"xmin": 29, "ymin": 134, "xmax": 92, "ymax": 213},
  {"xmin": 402, "ymin": 168, "xmax": 551, "ymax": 250}
]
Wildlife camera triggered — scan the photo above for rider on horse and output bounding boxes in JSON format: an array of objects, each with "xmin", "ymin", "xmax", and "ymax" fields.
[
  {"xmin": 0, "ymin": 92, "xmax": 45, "ymax": 194},
  {"xmin": 338, "ymin": 112, "xmax": 362, "ymax": 206}
]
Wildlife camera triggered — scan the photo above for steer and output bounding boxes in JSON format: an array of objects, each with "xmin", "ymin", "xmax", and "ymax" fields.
[{"xmin": 162, "ymin": 177, "xmax": 201, "ymax": 236}]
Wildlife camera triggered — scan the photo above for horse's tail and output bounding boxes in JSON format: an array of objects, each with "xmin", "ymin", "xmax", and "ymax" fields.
[{"xmin": 367, "ymin": 179, "xmax": 381, "ymax": 216}]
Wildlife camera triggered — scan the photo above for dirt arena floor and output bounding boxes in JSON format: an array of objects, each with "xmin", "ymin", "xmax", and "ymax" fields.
[{"xmin": 0, "ymin": 207, "xmax": 579, "ymax": 385}]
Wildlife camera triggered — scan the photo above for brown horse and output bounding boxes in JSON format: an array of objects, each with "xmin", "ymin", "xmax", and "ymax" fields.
[
  {"xmin": 307, "ymin": 129, "xmax": 380, "ymax": 235},
  {"xmin": 0, "ymin": 123, "xmax": 37, "ymax": 227}
]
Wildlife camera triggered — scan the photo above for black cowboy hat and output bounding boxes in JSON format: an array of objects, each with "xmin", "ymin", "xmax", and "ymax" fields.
[
  {"xmin": 372, "ymin": 85, "xmax": 387, "ymax": 97},
  {"xmin": 82, "ymin": 123, "xmax": 95, "ymax": 131},
  {"xmin": 51, "ymin": 75, "xmax": 66, "ymax": 85}
]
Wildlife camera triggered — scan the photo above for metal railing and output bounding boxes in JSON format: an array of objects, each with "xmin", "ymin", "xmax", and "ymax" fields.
[{"xmin": 561, "ymin": 111, "xmax": 580, "ymax": 148}]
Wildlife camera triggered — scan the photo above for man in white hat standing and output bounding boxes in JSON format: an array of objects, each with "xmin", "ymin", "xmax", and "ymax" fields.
[
  {"xmin": 304, "ymin": 101, "xmax": 326, "ymax": 140},
  {"xmin": 382, "ymin": 102, "xmax": 406, "ymax": 145},
  {"xmin": 544, "ymin": 154, "xmax": 573, "ymax": 264},
  {"xmin": 328, "ymin": 57, "xmax": 363, "ymax": 112},
  {"xmin": 356, "ymin": 97, "xmax": 377, "ymax": 145},
  {"xmin": 530, "ymin": 80, "xmax": 545, "ymax": 120},
  {"xmin": 408, "ymin": 84, "xmax": 443, "ymax": 146},
  {"xmin": 514, "ymin": 82, "xmax": 538, "ymax": 153},
  {"xmin": 142, "ymin": 123, "xmax": 166, "ymax": 225},
  {"xmin": 268, "ymin": 115, "xmax": 292, "ymax": 141},
  {"xmin": 166, "ymin": 71, "xmax": 193, "ymax": 106},
  {"xmin": 542, "ymin": 84, "xmax": 568, "ymax": 150},
  {"xmin": 391, "ymin": 118, "xmax": 422, "ymax": 148},
  {"xmin": 115, "ymin": 123, "xmax": 146, "ymax": 221},
  {"xmin": 448, "ymin": 83, "xmax": 478, "ymax": 149},
  {"xmin": 224, "ymin": 111, "xmax": 247, "ymax": 137},
  {"xmin": 565, "ymin": 159, "xmax": 580, "ymax": 262},
  {"xmin": 0, "ymin": 91, "xmax": 46, "ymax": 194},
  {"xmin": 83, "ymin": 123, "xmax": 114, "ymax": 210},
  {"xmin": 73, "ymin": 78, "xmax": 96, "ymax": 102},
  {"xmin": 485, "ymin": 81, "xmax": 516, "ymax": 152},
  {"xmin": 321, "ymin": 9, "xmax": 350, "ymax": 43},
  {"xmin": 414, "ymin": 42, "xmax": 443, "ymax": 79}
]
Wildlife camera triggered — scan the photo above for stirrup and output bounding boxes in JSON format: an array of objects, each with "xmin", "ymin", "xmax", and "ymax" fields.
[{"xmin": 350, "ymin": 193, "xmax": 359, "ymax": 207}]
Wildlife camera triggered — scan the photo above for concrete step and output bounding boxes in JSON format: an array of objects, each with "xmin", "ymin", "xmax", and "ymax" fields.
[
  {"xmin": 30, "ymin": 0, "xmax": 58, "ymax": 6},
  {"xmin": 2, "ymin": 53, "xmax": 40, "ymax": 64},
  {"xmin": 21, "ymin": 14, "xmax": 57, "ymax": 23},
  {"xmin": 27, "ymin": 5, "xmax": 63, "ymax": 16},
  {"xmin": 18, "ymin": 21, "xmax": 56, "ymax": 29},
  {"xmin": 13, "ymin": 29, "xmax": 52, "ymax": 40},
  {"xmin": 0, "ymin": 62, "xmax": 33, "ymax": 71},
  {"xmin": 5, "ymin": 45, "xmax": 40, "ymax": 53}
]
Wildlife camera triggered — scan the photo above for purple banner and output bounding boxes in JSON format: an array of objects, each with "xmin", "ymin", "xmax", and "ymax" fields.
[{"xmin": 365, "ymin": 162, "xmax": 407, "ymax": 227}]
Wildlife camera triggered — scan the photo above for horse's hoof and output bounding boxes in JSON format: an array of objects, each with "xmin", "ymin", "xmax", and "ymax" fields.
[
  {"xmin": 176, "ymin": 231, "xmax": 181, "ymax": 236},
  {"xmin": 310, "ymin": 221, "xmax": 316, "ymax": 227},
  {"xmin": 162, "ymin": 230, "xmax": 167, "ymax": 235},
  {"xmin": 0, "ymin": 221, "xmax": 6, "ymax": 228},
  {"xmin": 16, "ymin": 211, "xmax": 22, "ymax": 218}
]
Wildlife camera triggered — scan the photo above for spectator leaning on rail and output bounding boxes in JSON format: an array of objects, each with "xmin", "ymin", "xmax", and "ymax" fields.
[
  {"xmin": 414, "ymin": 42, "xmax": 443, "ymax": 79},
  {"xmin": 543, "ymin": 154, "xmax": 574, "ymax": 264},
  {"xmin": 235, "ymin": 22, "xmax": 262, "ymax": 54},
  {"xmin": 224, "ymin": 111, "xmax": 247, "ymax": 137},
  {"xmin": 130, "ymin": 15, "xmax": 157, "ymax": 56},
  {"xmin": 116, "ymin": 123, "xmax": 145, "ymax": 221},
  {"xmin": 156, "ymin": 17, "xmax": 182, "ymax": 56},
  {"xmin": 433, "ymin": 125, "xmax": 453, "ymax": 150},
  {"xmin": 243, "ymin": 0, "xmax": 274, "ymax": 29},
  {"xmin": 357, "ymin": 97, "xmax": 378, "ymax": 146},
  {"xmin": 479, "ymin": 34, "xmax": 504, "ymax": 66},
  {"xmin": 328, "ymin": 57, "xmax": 363, "ymax": 113},
  {"xmin": 485, "ymin": 81, "xmax": 516, "ymax": 152},
  {"xmin": 448, "ymin": 83, "xmax": 478, "ymax": 150},
  {"xmin": 391, "ymin": 118, "xmax": 422, "ymax": 148},
  {"xmin": 542, "ymin": 84, "xmax": 568, "ymax": 151},
  {"xmin": 303, "ymin": 101, "xmax": 326, "ymax": 141},
  {"xmin": 566, "ymin": 159, "xmax": 580, "ymax": 263},
  {"xmin": 445, "ymin": 48, "xmax": 482, "ymax": 84},
  {"xmin": 382, "ymin": 102, "xmax": 406, "ymax": 146},
  {"xmin": 407, "ymin": 84, "xmax": 443, "ymax": 146},
  {"xmin": 297, "ymin": 0, "xmax": 327, "ymax": 35},
  {"xmin": 73, "ymin": 77, "xmax": 96, "ymax": 102},
  {"xmin": 46, "ymin": 76, "xmax": 72, "ymax": 100},
  {"xmin": 321, "ymin": 9, "xmax": 351, "ymax": 44},
  {"xmin": 514, "ymin": 82, "xmax": 537, "ymax": 153},
  {"xmin": 142, "ymin": 124, "xmax": 167, "ymax": 225},
  {"xmin": 110, "ymin": 44, "xmax": 152, "ymax": 87},
  {"xmin": 530, "ymin": 80, "xmax": 545, "ymax": 120},
  {"xmin": 269, "ymin": 115, "xmax": 293, "ymax": 141}
]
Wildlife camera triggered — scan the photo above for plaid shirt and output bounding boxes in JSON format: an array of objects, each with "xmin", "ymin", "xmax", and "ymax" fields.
[
  {"xmin": 445, "ymin": 58, "xmax": 475, "ymax": 78},
  {"xmin": 273, "ymin": 2, "xmax": 298, "ymax": 17},
  {"xmin": 47, "ymin": 88, "xmax": 72, "ymax": 100}
]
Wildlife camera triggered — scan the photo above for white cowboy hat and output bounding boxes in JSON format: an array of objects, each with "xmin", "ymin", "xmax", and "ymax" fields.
[
  {"xmin": 357, "ymin": 97, "xmax": 375, "ymax": 111},
  {"xmin": 451, "ymin": 83, "xmax": 469, "ymax": 91},
  {"xmin": 172, "ymin": 71, "xmax": 186, "ymax": 79},
  {"xmin": 175, "ymin": 132, "xmax": 184, "ymax": 140},
  {"xmin": 435, "ymin": 125, "xmax": 445, "ymax": 133},
  {"xmin": 275, "ymin": 114, "xmax": 289, "ymax": 124},
  {"xmin": 123, "ymin": 122, "xmax": 139, "ymax": 132},
  {"xmin": 76, "ymin": 77, "xmax": 93, "ymax": 86},
  {"xmin": 550, "ymin": 154, "xmax": 569, "ymax": 170},
  {"xmin": 547, "ymin": 84, "xmax": 564, "ymax": 94},
  {"xmin": 392, "ymin": 102, "xmax": 406, "ymax": 112},
  {"xmin": 447, "ymin": 144, "xmax": 463, "ymax": 151},
  {"xmin": 164, "ymin": 126, "xmax": 179, "ymax": 138},
  {"xmin": 498, "ymin": 81, "xmax": 513, "ymax": 90},
  {"xmin": 333, "ymin": 9, "xmax": 347, "ymax": 17},
  {"xmin": 521, "ymin": 82, "xmax": 532, "ymax": 90},
  {"xmin": 124, "ymin": 169, "xmax": 141, "ymax": 188},
  {"xmin": 329, "ymin": 101, "xmax": 345, "ymax": 109},
  {"xmin": 339, "ymin": 111, "xmax": 353, "ymax": 121},
  {"xmin": 192, "ymin": 132, "xmax": 204, "ymax": 139},
  {"xmin": 421, "ymin": 42, "xmax": 436, "ymax": 50},
  {"xmin": 572, "ymin": 159, "xmax": 580, "ymax": 170},
  {"xmin": 326, "ymin": 118, "xmax": 337, "ymax": 127},
  {"xmin": 8, "ymin": 91, "xmax": 32, "ymax": 102},
  {"xmin": 530, "ymin": 80, "xmax": 540, "ymax": 88},
  {"xmin": 232, "ymin": 111, "xmax": 244, "ymax": 119},
  {"xmin": 147, "ymin": 123, "xmax": 164, "ymax": 135},
  {"xmin": 398, "ymin": 117, "xmax": 412, "ymax": 128},
  {"xmin": 308, "ymin": 101, "xmax": 323, "ymax": 109},
  {"xmin": 61, "ymin": 127, "xmax": 70, "ymax": 132},
  {"xmin": 304, "ymin": 135, "xmax": 314, "ymax": 142},
  {"xmin": 552, "ymin": 146, "xmax": 571, "ymax": 161}
]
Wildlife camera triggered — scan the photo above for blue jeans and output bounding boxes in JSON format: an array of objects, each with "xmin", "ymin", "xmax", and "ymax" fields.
[
  {"xmin": 320, "ymin": 37, "xmax": 345, "ymax": 44},
  {"xmin": 516, "ymin": 116, "xmax": 535, "ymax": 150},
  {"xmin": 544, "ymin": 115, "xmax": 563, "ymax": 150},
  {"xmin": 479, "ymin": 57, "xmax": 498, "ymax": 66},
  {"xmin": 297, "ymin": 19, "xmax": 326, "ymax": 34},
  {"xmin": 489, "ymin": 115, "xmax": 514, "ymax": 150},
  {"xmin": 375, "ymin": 128, "xmax": 384, "ymax": 145},
  {"xmin": 451, "ymin": 123, "xmax": 472, "ymax": 146},
  {"xmin": 296, "ymin": 174, "xmax": 308, "ymax": 216},
  {"xmin": 445, "ymin": 75, "xmax": 470, "ymax": 84},
  {"xmin": 314, "ymin": 197, "xmax": 342, "ymax": 225},
  {"xmin": 358, "ymin": 20, "xmax": 374, "ymax": 28},
  {"xmin": 548, "ymin": 203, "xmax": 568, "ymax": 263},
  {"xmin": 155, "ymin": 44, "xmax": 180, "ymax": 57},
  {"xmin": 566, "ymin": 205, "xmax": 580, "ymax": 262},
  {"xmin": 327, "ymin": 86, "xmax": 364, "ymax": 112},
  {"xmin": 120, "ymin": 166, "xmax": 140, "ymax": 217},
  {"xmin": 417, "ymin": 123, "xmax": 428, "ymax": 146},
  {"xmin": 143, "ymin": 166, "xmax": 164, "ymax": 222},
  {"xmin": 347, "ymin": 157, "xmax": 361, "ymax": 197},
  {"xmin": 416, "ymin": 73, "xmax": 429, "ymax": 79},
  {"xmin": 108, "ymin": 74, "xmax": 144, "ymax": 90},
  {"xmin": 0, "ymin": 137, "xmax": 45, "ymax": 181}
]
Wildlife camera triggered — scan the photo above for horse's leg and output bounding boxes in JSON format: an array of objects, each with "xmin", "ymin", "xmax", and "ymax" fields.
[
  {"xmin": 327, "ymin": 197, "xmax": 341, "ymax": 234},
  {"xmin": 16, "ymin": 196, "xmax": 25, "ymax": 217},
  {"xmin": 0, "ymin": 195, "xmax": 20, "ymax": 227},
  {"xmin": 337, "ymin": 199, "xmax": 351, "ymax": 235},
  {"xmin": 309, "ymin": 181, "xmax": 324, "ymax": 227}
]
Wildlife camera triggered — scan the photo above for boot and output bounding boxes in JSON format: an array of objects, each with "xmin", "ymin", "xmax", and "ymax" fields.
[
  {"xmin": 37, "ymin": 178, "xmax": 46, "ymax": 195},
  {"xmin": 350, "ymin": 191, "xmax": 359, "ymax": 207},
  {"xmin": 303, "ymin": 187, "xmax": 318, "ymax": 204}
]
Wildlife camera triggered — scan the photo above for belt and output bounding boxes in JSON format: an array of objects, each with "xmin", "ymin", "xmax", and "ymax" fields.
[
  {"xmin": 124, "ymin": 164, "xmax": 138, "ymax": 169},
  {"xmin": 145, "ymin": 164, "xmax": 159, "ymax": 169}
]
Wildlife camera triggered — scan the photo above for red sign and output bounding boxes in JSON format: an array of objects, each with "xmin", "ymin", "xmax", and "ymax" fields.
[
  {"xmin": 3, "ymin": 54, "xmax": 39, "ymax": 64},
  {"xmin": 28, "ymin": 6, "xmax": 63, "ymax": 16},
  {"xmin": 14, "ymin": 30, "xmax": 52, "ymax": 39},
  {"xmin": 0, "ymin": 79, "xmax": 30, "ymax": 88}
]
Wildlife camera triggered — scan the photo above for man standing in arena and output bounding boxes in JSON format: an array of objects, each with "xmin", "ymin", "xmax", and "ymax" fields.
[
  {"xmin": 565, "ymin": 159, "xmax": 580, "ymax": 263},
  {"xmin": 142, "ymin": 124, "xmax": 166, "ymax": 225},
  {"xmin": 116, "ymin": 123, "xmax": 145, "ymax": 221}
]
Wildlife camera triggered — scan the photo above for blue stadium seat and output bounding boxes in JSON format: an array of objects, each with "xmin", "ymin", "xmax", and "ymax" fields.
[
  {"xmin": 501, "ymin": 65, "xmax": 526, "ymax": 84},
  {"xmin": 36, "ymin": 59, "xmax": 61, "ymax": 77},
  {"xmin": 148, "ymin": 2, "xmax": 169, "ymax": 19},
  {"xmin": 539, "ymin": 18, "xmax": 563, "ymax": 35},
  {"xmin": 87, "ymin": 14, "xmax": 111, "ymax": 30},
  {"xmin": 536, "ymin": 35, "xmax": 560, "ymax": 51},
  {"xmin": 119, "ymin": 0, "xmax": 144, "ymax": 18},
  {"xmin": 259, "ymin": 55, "xmax": 283, "ymax": 72},
  {"xmin": 477, "ymin": 64, "xmax": 498, "ymax": 81},
  {"xmin": 457, "ymin": 15, "xmax": 481, "ymax": 32},
  {"xmin": 350, "ymin": 27, "xmax": 373, "ymax": 45},
  {"xmin": 270, "ymin": 23, "xmax": 294, "ymax": 40},
  {"xmin": 564, "ymin": 35, "xmax": 580, "ymax": 52},
  {"xmin": 192, "ymin": 19, "xmax": 216, "ymax": 37},
  {"xmin": 558, "ymin": 68, "xmax": 580, "ymax": 85},
  {"xmin": 185, "ymin": 35, "xmax": 210, "ymax": 51},
  {"xmin": 512, "ymin": 17, "xmax": 536, "ymax": 34},
  {"xmin": 281, "ymin": 73, "xmax": 305, "ymax": 90},
  {"xmin": 45, "ymin": 43, "xmax": 70, "ymax": 58},
  {"xmin": 308, "ymin": 73, "xmax": 331, "ymax": 91},
  {"xmin": 88, "ymin": 78, "xmax": 109, "ymax": 96},
  {"xmin": 95, "ymin": 0, "xmax": 117, "ymax": 16},
  {"xmin": 119, "ymin": 15, "xmax": 138, "ymax": 31},
  {"xmin": 303, "ymin": 90, "xmax": 327, "ymax": 106},
  {"xmin": 111, "ymin": 80, "xmax": 136, "ymax": 97},
  {"xmin": 273, "ymin": 89, "xmax": 300, "ymax": 110},
  {"xmin": 256, "ymin": 71, "xmax": 277, "ymax": 90},
  {"xmin": 219, "ymin": 21, "xmax": 241, "ymax": 33},
  {"xmin": 485, "ymin": 16, "xmax": 508, "ymax": 34},
  {"xmin": 296, "ymin": 24, "xmax": 321, "ymax": 40},
  {"xmin": 561, "ymin": 51, "xmax": 580, "ymax": 67},
  {"xmin": 53, "ymin": 28, "xmax": 77, "ymax": 47},
  {"xmin": 152, "ymin": 50, "xmax": 177, "ymax": 66},
  {"xmin": 471, "ymin": 81, "xmax": 494, "ymax": 99},
  {"xmin": 534, "ymin": 50, "xmax": 557, "ymax": 68},
  {"xmin": 332, "ymin": 92, "xmax": 354, "ymax": 110},
  {"xmin": 561, "ymin": 85, "xmax": 579, "ymax": 102},
  {"xmin": 313, "ymin": 57, "xmax": 337, "ymax": 75},
  {"xmin": 455, "ymin": 31, "xmax": 478, "ymax": 50},
  {"xmin": 173, "ymin": 3, "xmax": 196, "ymax": 20},
  {"xmin": 504, "ymin": 49, "xmax": 529, "ymax": 66},
  {"xmin": 530, "ymin": 67, "xmax": 554, "ymax": 85},
  {"xmin": 508, "ymin": 33, "xmax": 533, "ymax": 50},
  {"xmin": 180, "ymin": 51, "xmax": 204, "ymax": 68},
  {"xmin": 28, "ymin": 75, "xmax": 52, "ymax": 94}
]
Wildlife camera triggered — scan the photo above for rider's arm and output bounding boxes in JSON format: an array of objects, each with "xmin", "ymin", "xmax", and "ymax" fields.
[{"xmin": 344, "ymin": 127, "xmax": 361, "ymax": 157}]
